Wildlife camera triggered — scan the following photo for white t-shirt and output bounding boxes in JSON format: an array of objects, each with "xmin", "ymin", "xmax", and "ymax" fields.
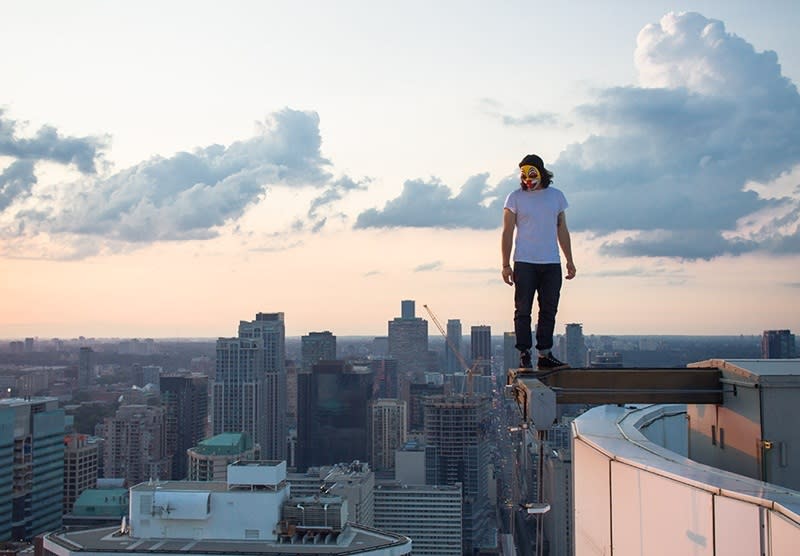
[{"xmin": 504, "ymin": 187, "xmax": 568, "ymax": 264}]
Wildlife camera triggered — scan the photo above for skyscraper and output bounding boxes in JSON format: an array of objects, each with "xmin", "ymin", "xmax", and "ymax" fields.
[
  {"xmin": 213, "ymin": 312, "xmax": 287, "ymax": 461},
  {"xmin": 470, "ymin": 325, "xmax": 492, "ymax": 375},
  {"xmin": 565, "ymin": 323, "xmax": 587, "ymax": 368},
  {"xmin": 388, "ymin": 300, "xmax": 428, "ymax": 400},
  {"xmin": 102, "ymin": 404, "xmax": 169, "ymax": 486},
  {"xmin": 423, "ymin": 394, "xmax": 493, "ymax": 553},
  {"xmin": 761, "ymin": 329, "xmax": 797, "ymax": 358},
  {"xmin": 0, "ymin": 408, "xmax": 12, "ymax": 541},
  {"xmin": 301, "ymin": 331, "xmax": 337, "ymax": 371},
  {"xmin": 503, "ymin": 332, "xmax": 517, "ymax": 373},
  {"xmin": 370, "ymin": 399, "xmax": 407, "ymax": 472},
  {"xmin": 63, "ymin": 434, "xmax": 99, "ymax": 515},
  {"xmin": 0, "ymin": 397, "xmax": 65, "ymax": 541},
  {"xmin": 78, "ymin": 346, "xmax": 95, "ymax": 389},
  {"xmin": 445, "ymin": 319, "xmax": 463, "ymax": 374},
  {"xmin": 160, "ymin": 372, "xmax": 209, "ymax": 480},
  {"xmin": 297, "ymin": 360, "xmax": 373, "ymax": 471}
]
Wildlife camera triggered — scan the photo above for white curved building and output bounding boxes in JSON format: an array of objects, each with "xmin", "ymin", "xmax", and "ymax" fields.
[{"xmin": 570, "ymin": 359, "xmax": 800, "ymax": 555}]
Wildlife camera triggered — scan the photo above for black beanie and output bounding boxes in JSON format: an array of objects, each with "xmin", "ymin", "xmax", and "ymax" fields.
[{"xmin": 519, "ymin": 154, "xmax": 545, "ymax": 170}]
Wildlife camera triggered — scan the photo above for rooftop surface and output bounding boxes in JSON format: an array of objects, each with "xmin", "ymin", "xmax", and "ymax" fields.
[
  {"xmin": 46, "ymin": 525, "xmax": 411, "ymax": 555},
  {"xmin": 691, "ymin": 358, "xmax": 800, "ymax": 379}
]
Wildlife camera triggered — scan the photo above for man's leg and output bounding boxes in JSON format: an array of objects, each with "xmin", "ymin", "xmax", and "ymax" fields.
[
  {"xmin": 534, "ymin": 263, "xmax": 562, "ymax": 352},
  {"xmin": 514, "ymin": 263, "xmax": 537, "ymax": 366}
]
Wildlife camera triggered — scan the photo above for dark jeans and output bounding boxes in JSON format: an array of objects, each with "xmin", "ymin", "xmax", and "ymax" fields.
[{"xmin": 513, "ymin": 262, "xmax": 562, "ymax": 352}]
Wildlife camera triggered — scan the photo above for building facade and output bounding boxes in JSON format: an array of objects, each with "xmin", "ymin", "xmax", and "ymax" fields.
[
  {"xmin": 301, "ymin": 331, "xmax": 337, "ymax": 371},
  {"xmin": 213, "ymin": 313, "xmax": 287, "ymax": 461},
  {"xmin": 565, "ymin": 323, "xmax": 587, "ymax": 368},
  {"xmin": 102, "ymin": 404, "xmax": 169, "ymax": 486},
  {"xmin": 297, "ymin": 360, "xmax": 373, "ymax": 471},
  {"xmin": 470, "ymin": 325, "xmax": 492, "ymax": 375},
  {"xmin": 445, "ymin": 319, "xmax": 463, "ymax": 374},
  {"xmin": 370, "ymin": 399, "xmax": 407, "ymax": 472},
  {"xmin": 423, "ymin": 394, "xmax": 493, "ymax": 553},
  {"xmin": 762, "ymin": 329, "xmax": 797, "ymax": 358},
  {"xmin": 0, "ymin": 397, "xmax": 65, "ymax": 541},
  {"xmin": 160, "ymin": 372, "xmax": 209, "ymax": 480},
  {"xmin": 388, "ymin": 300, "xmax": 429, "ymax": 399},
  {"xmin": 374, "ymin": 482, "xmax": 463, "ymax": 556},
  {"xmin": 63, "ymin": 434, "xmax": 99, "ymax": 515}
]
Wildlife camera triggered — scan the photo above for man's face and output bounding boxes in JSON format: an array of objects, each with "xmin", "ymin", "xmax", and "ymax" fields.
[{"xmin": 520, "ymin": 165, "xmax": 542, "ymax": 190}]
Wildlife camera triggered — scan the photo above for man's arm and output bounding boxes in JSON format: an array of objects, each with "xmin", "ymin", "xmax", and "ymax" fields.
[
  {"xmin": 557, "ymin": 211, "xmax": 576, "ymax": 280},
  {"xmin": 501, "ymin": 208, "xmax": 516, "ymax": 285}
]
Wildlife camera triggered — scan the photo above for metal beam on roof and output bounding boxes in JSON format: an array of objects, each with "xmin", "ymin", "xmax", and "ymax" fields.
[{"xmin": 507, "ymin": 367, "xmax": 723, "ymax": 426}]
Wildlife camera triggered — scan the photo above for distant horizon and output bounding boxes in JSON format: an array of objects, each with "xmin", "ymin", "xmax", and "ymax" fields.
[{"xmin": 0, "ymin": 331, "xmax": 771, "ymax": 343}]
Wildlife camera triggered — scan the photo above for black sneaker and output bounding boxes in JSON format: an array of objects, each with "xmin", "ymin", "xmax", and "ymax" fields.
[
  {"xmin": 519, "ymin": 350, "xmax": 532, "ymax": 369},
  {"xmin": 537, "ymin": 353, "xmax": 569, "ymax": 371}
]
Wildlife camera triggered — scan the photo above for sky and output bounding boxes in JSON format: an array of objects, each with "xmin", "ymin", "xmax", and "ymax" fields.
[{"xmin": 1, "ymin": 0, "xmax": 800, "ymax": 339}]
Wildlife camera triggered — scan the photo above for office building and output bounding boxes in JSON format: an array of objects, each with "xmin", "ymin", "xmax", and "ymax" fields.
[
  {"xmin": 370, "ymin": 399, "xmax": 407, "ymax": 472},
  {"xmin": 423, "ymin": 394, "xmax": 493, "ymax": 553},
  {"xmin": 160, "ymin": 372, "xmax": 209, "ymax": 480},
  {"xmin": 102, "ymin": 404, "xmax": 169, "ymax": 486},
  {"xmin": 0, "ymin": 397, "xmax": 65, "ymax": 541},
  {"xmin": 589, "ymin": 351, "xmax": 623, "ymax": 368},
  {"xmin": 470, "ymin": 325, "xmax": 492, "ymax": 375},
  {"xmin": 374, "ymin": 482, "xmax": 463, "ymax": 555},
  {"xmin": 408, "ymin": 381, "xmax": 444, "ymax": 433},
  {"xmin": 0, "ymin": 408, "xmax": 12, "ymax": 541},
  {"xmin": 388, "ymin": 299, "xmax": 429, "ymax": 398},
  {"xmin": 301, "ymin": 331, "xmax": 337, "ymax": 370},
  {"xmin": 371, "ymin": 357, "xmax": 399, "ymax": 399},
  {"xmin": 445, "ymin": 319, "xmax": 463, "ymax": 373},
  {"xmin": 288, "ymin": 461, "xmax": 376, "ymax": 526},
  {"xmin": 187, "ymin": 432, "xmax": 259, "ymax": 482},
  {"xmin": 503, "ymin": 331, "xmax": 517, "ymax": 373},
  {"xmin": 213, "ymin": 312, "xmax": 287, "ymax": 461},
  {"xmin": 78, "ymin": 347, "xmax": 95, "ymax": 389},
  {"xmin": 394, "ymin": 439, "xmax": 427, "ymax": 485},
  {"xmin": 41, "ymin": 460, "xmax": 411, "ymax": 556},
  {"xmin": 63, "ymin": 434, "xmax": 99, "ymax": 515},
  {"xmin": 565, "ymin": 323, "xmax": 587, "ymax": 368},
  {"xmin": 297, "ymin": 360, "xmax": 373, "ymax": 471},
  {"xmin": 762, "ymin": 329, "xmax": 797, "ymax": 358}
]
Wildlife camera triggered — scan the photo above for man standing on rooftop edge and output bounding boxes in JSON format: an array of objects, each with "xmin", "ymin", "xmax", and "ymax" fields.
[{"xmin": 501, "ymin": 154, "xmax": 576, "ymax": 370}]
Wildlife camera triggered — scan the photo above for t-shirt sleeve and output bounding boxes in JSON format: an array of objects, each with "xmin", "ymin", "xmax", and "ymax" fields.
[
  {"xmin": 559, "ymin": 190, "xmax": 569, "ymax": 212},
  {"xmin": 504, "ymin": 191, "xmax": 517, "ymax": 213}
]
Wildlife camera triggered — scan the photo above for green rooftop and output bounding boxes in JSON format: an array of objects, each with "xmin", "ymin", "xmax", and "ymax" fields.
[
  {"xmin": 72, "ymin": 488, "xmax": 128, "ymax": 517},
  {"xmin": 191, "ymin": 432, "xmax": 253, "ymax": 456}
]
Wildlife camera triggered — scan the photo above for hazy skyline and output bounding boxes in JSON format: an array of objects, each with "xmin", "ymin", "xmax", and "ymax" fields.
[{"xmin": 2, "ymin": 1, "xmax": 799, "ymax": 338}]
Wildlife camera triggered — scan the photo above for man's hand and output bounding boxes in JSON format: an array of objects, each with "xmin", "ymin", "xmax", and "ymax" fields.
[
  {"xmin": 502, "ymin": 266, "xmax": 514, "ymax": 285},
  {"xmin": 565, "ymin": 261, "xmax": 576, "ymax": 280}
]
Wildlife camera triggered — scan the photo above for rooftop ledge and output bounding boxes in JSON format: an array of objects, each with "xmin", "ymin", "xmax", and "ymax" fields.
[{"xmin": 572, "ymin": 403, "xmax": 800, "ymax": 525}]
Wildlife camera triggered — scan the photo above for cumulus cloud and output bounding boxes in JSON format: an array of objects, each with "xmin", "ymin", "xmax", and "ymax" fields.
[
  {"xmin": 358, "ymin": 12, "xmax": 800, "ymax": 260},
  {"xmin": 557, "ymin": 11, "xmax": 800, "ymax": 259},
  {"xmin": 1, "ymin": 108, "xmax": 363, "ymax": 256},
  {"xmin": 0, "ymin": 160, "xmax": 37, "ymax": 211},
  {"xmin": 355, "ymin": 173, "xmax": 515, "ymax": 230},
  {"xmin": 0, "ymin": 109, "xmax": 106, "ymax": 173}
]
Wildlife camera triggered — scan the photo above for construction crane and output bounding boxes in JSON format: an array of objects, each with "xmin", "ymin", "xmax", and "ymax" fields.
[{"xmin": 422, "ymin": 304, "xmax": 480, "ymax": 396}]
